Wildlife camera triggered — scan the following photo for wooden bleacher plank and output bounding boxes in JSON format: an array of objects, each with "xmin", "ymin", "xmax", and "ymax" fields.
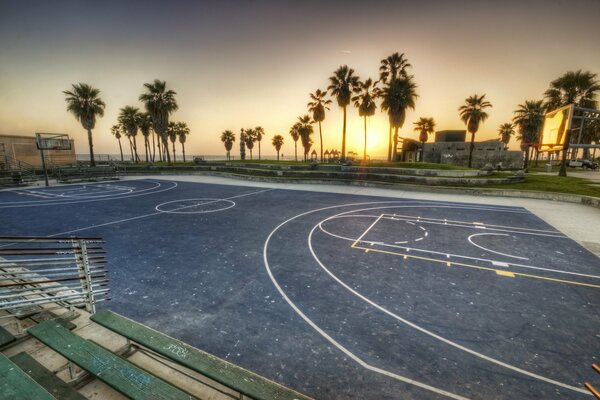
[
  {"xmin": 91, "ymin": 310, "xmax": 312, "ymax": 400},
  {"xmin": 0, "ymin": 352, "xmax": 56, "ymax": 400},
  {"xmin": 28, "ymin": 320, "xmax": 194, "ymax": 400},
  {"xmin": 10, "ymin": 352, "xmax": 86, "ymax": 400},
  {"xmin": 0, "ymin": 325, "xmax": 16, "ymax": 347}
]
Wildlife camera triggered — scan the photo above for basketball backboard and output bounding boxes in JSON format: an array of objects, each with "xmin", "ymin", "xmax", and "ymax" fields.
[{"xmin": 35, "ymin": 133, "xmax": 71, "ymax": 150}]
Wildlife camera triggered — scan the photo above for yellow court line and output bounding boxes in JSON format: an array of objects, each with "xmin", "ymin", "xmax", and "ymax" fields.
[{"xmin": 353, "ymin": 245, "xmax": 600, "ymax": 289}]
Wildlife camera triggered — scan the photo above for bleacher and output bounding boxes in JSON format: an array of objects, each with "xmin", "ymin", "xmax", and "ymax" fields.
[
  {"xmin": 54, "ymin": 165, "xmax": 120, "ymax": 183},
  {"xmin": 0, "ymin": 236, "xmax": 312, "ymax": 400}
]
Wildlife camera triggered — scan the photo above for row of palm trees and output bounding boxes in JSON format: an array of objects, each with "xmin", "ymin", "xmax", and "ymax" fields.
[{"xmin": 64, "ymin": 79, "xmax": 182, "ymax": 166}]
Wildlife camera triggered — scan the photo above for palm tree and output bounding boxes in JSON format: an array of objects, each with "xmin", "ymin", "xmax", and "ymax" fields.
[
  {"xmin": 289, "ymin": 123, "xmax": 300, "ymax": 161},
  {"xmin": 379, "ymin": 76, "xmax": 418, "ymax": 161},
  {"xmin": 307, "ymin": 89, "xmax": 332, "ymax": 162},
  {"xmin": 167, "ymin": 122, "xmax": 178, "ymax": 162},
  {"xmin": 139, "ymin": 80, "xmax": 178, "ymax": 164},
  {"xmin": 63, "ymin": 83, "xmax": 105, "ymax": 167},
  {"xmin": 413, "ymin": 117, "xmax": 436, "ymax": 162},
  {"xmin": 352, "ymin": 79, "xmax": 378, "ymax": 162},
  {"xmin": 272, "ymin": 134, "xmax": 284, "ymax": 160},
  {"xmin": 239, "ymin": 128, "xmax": 247, "ymax": 160},
  {"xmin": 176, "ymin": 122, "xmax": 190, "ymax": 162},
  {"xmin": 138, "ymin": 112, "xmax": 153, "ymax": 163},
  {"xmin": 513, "ymin": 100, "xmax": 545, "ymax": 170},
  {"xmin": 544, "ymin": 70, "xmax": 599, "ymax": 111},
  {"xmin": 459, "ymin": 94, "xmax": 492, "ymax": 168},
  {"xmin": 328, "ymin": 65, "xmax": 361, "ymax": 160},
  {"xmin": 244, "ymin": 128, "xmax": 257, "ymax": 160},
  {"xmin": 220, "ymin": 130, "xmax": 235, "ymax": 160},
  {"xmin": 497, "ymin": 123, "xmax": 515, "ymax": 150},
  {"xmin": 297, "ymin": 115, "xmax": 314, "ymax": 161},
  {"xmin": 110, "ymin": 124, "xmax": 124, "ymax": 162},
  {"xmin": 118, "ymin": 106, "xmax": 141, "ymax": 163},
  {"xmin": 379, "ymin": 53, "xmax": 412, "ymax": 161},
  {"xmin": 254, "ymin": 126, "xmax": 265, "ymax": 160}
]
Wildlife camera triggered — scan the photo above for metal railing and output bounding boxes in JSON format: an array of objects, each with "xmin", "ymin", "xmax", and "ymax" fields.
[{"xmin": 0, "ymin": 236, "xmax": 110, "ymax": 318}]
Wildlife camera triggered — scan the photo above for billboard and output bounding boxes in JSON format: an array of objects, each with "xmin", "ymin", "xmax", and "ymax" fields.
[{"xmin": 538, "ymin": 104, "xmax": 573, "ymax": 152}]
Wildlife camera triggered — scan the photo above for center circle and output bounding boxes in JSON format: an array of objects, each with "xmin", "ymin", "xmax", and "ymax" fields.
[{"xmin": 155, "ymin": 198, "xmax": 235, "ymax": 214}]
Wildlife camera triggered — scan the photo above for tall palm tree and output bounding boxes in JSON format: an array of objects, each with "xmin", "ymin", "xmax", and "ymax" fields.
[
  {"xmin": 328, "ymin": 65, "xmax": 360, "ymax": 160},
  {"xmin": 176, "ymin": 122, "xmax": 190, "ymax": 162},
  {"xmin": 139, "ymin": 80, "xmax": 178, "ymax": 164},
  {"xmin": 110, "ymin": 124, "xmax": 124, "ymax": 162},
  {"xmin": 167, "ymin": 122, "xmax": 178, "ymax": 162},
  {"xmin": 239, "ymin": 128, "xmax": 247, "ymax": 160},
  {"xmin": 459, "ymin": 94, "xmax": 492, "ymax": 168},
  {"xmin": 297, "ymin": 115, "xmax": 314, "ymax": 161},
  {"xmin": 138, "ymin": 112, "xmax": 153, "ymax": 163},
  {"xmin": 63, "ymin": 83, "xmax": 105, "ymax": 167},
  {"xmin": 497, "ymin": 123, "xmax": 515, "ymax": 150},
  {"xmin": 544, "ymin": 70, "xmax": 599, "ymax": 110},
  {"xmin": 272, "ymin": 134, "xmax": 284, "ymax": 160},
  {"xmin": 413, "ymin": 117, "xmax": 436, "ymax": 162},
  {"xmin": 379, "ymin": 76, "xmax": 418, "ymax": 161},
  {"xmin": 352, "ymin": 78, "xmax": 378, "ymax": 162},
  {"xmin": 118, "ymin": 106, "xmax": 141, "ymax": 163},
  {"xmin": 379, "ymin": 53, "xmax": 412, "ymax": 161},
  {"xmin": 220, "ymin": 130, "xmax": 235, "ymax": 160},
  {"xmin": 244, "ymin": 128, "xmax": 257, "ymax": 160},
  {"xmin": 307, "ymin": 89, "xmax": 332, "ymax": 162},
  {"xmin": 513, "ymin": 100, "xmax": 545, "ymax": 170},
  {"xmin": 289, "ymin": 123, "xmax": 300, "ymax": 161},
  {"xmin": 254, "ymin": 126, "xmax": 265, "ymax": 160}
]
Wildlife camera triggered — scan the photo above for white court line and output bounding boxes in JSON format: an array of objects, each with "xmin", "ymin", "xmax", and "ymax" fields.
[
  {"xmin": 318, "ymin": 210, "xmax": 600, "ymax": 280},
  {"xmin": 467, "ymin": 233, "xmax": 529, "ymax": 261},
  {"xmin": 264, "ymin": 205, "xmax": 470, "ymax": 399},
  {"xmin": 301, "ymin": 205, "xmax": 590, "ymax": 396},
  {"xmin": 0, "ymin": 180, "xmax": 169, "ymax": 208}
]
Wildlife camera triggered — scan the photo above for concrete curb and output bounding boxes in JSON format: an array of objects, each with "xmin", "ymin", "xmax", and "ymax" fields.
[{"xmin": 123, "ymin": 170, "xmax": 600, "ymax": 210}]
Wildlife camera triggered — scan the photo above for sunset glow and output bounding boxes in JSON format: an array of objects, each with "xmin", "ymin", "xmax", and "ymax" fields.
[{"xmin": 1, "ymin": 0, "xmax": 599, "ymax": 159}]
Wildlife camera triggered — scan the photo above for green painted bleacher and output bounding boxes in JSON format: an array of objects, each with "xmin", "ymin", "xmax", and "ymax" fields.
[
  {"xmin": 10, "ymin": 352, "xmax": 86, "ymax": 400},
  {"xmin": 0, "ymin": 352, "xmax": 56, "ymax": 400},
  {"xmin": 28, "ymin": 320, "xmax": 193, "ymax": 400},
  {"xmin": 91, "ymin": 309, "xmax": 312, "ymax": 400}
]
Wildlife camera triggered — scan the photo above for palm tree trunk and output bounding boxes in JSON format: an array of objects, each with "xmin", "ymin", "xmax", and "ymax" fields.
[
  {"xmin": 393, "ymin": 127, "xmax": 399, "ymax": 161},
  {"xmin": 87, "ymin": 129, "xmax": 96, "ymax": 167},
  {"xmin": 319, "ymin": 121, "xmax": 323, "ymax": 162},
  {"xmin": 132, "ymin": 136, "xmax": 140, "ymax": 163},
  {"xmin": 151, "ymin": 131, "xmax": 156, "ymax": 162},
  {"xmin": 117, "ymin": 139, "xmax": 123, "ymax": 162},
  {"xmin": 468, "ymin": 131, "xmax": 475, "ymax": 168},
  {"xmin": 388, "ymin": 124, "xmax": 392, "ymax": 162},
  {"xmin": 145, "ymin": 137, "xmax": 149, "ymax": 163},
  {"xmin": 182, "ymin": 144, "xmax": 186, "ymax": 162},
  {"xmin": 162, "ymin": 134, "xmax": 171, "ymax": 164},
  {"xmin": 128, "ymin": 138, "xmax": 134, "ymax": 162},
  {"xmin": 363, "ymin": 116, "xmax": 367, "ymax": 162},
  {"xmin": 341, "ymin": 106, "xmax": 347, "ymax": 160}
]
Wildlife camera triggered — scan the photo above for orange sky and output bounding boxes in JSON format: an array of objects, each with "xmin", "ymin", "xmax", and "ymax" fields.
[{"xmin": 1, "ymin": 0, "xmax": 599, "ymax": 159}]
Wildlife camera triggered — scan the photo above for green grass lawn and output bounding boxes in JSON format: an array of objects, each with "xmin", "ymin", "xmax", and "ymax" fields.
[{"xmin": 477, "ymin": 174, "xmax": 600, "ymax": 197}]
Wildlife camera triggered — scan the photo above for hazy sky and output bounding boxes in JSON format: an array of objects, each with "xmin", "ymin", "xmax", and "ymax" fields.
[{"xmin": 1, "ymin": 0, "xmax": 599, "ymax": 157}]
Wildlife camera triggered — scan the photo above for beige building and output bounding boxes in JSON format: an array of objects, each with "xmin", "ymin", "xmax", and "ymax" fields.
[{"xmin": 0, "ymin": 134, "xmax": 76, "ymax": 168}]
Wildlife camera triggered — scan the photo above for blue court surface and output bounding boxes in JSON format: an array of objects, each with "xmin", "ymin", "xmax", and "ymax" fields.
[{"xmin": 1, "ymin": 178, "xmax": 599, "ymax": 399}]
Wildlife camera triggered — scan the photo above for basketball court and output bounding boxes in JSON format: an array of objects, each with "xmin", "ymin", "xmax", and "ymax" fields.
[{"xmin": 0, "ymin": 178, "xmax": 598, "ymax": 399}]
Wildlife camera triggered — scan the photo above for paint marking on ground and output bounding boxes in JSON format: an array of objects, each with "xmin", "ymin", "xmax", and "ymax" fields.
[{"xmin": 496, "ymin": 270, "xmax": 515, "ymax": 277}]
